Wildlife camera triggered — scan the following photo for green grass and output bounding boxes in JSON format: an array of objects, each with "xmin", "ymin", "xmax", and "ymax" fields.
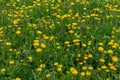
[{"xmin": 0, "ymin": 0, "xmax": 120, "ymax": 80}]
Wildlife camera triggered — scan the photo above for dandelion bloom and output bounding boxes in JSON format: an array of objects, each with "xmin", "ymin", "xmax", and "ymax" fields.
[
  {"xmin": 41, "ymin": 43, "xmax": 46, "ymax": 48},
  {"xmin": 70, "ymin": 67, "xmax": 78, "ymax": 75},
  {"xmin": 80, "ymin": 72, "xmax": 85, "ymax": 76},
  {"xmin": 36, "ymin": 48, "xmax": 42, "ymax": 52},
  {"xmin": 86, "ymin": 71, "xmax": 91, "ymax": 76},
  {"xmin": 46, "ymin": 73, "xmax": 51, "ymax": 78},
  {"xmin": 6, "ymin": 42, "xmax": 12, "ymax": 46},
  {"xmin": 57, "ymin": 67, "xmax": 62, "ymax": 72},
  {"xmin": 15, "ymin": 78, "xmax": 21, "ymax": 80},
  {"xmin": 9, "ymin": 60, "xmax": 14, "ymax": 65},
  {"xmin": 112, "ymin": 56, "xmax": 118, "ymax": 62},
  {"xmin": 98, "ymin": 47, "xmax": 104, "ymax": 51},
  {"xmin": 16, "ymin": 30, "xmax": 21, "ymax": 34}
]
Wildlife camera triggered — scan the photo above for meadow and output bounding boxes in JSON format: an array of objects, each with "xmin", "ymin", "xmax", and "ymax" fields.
[{"xmin": 0, "ymin": 0, "xmax": 120, "ymax": 80}]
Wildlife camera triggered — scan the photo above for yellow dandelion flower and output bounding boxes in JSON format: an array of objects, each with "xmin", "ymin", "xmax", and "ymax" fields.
[
  {"xmin": 46, "ymin": 73, "xmax": 51, "ymax": 78},
  {"xmin": 33, "ymin": 43, "xmax": 39, "ymax": 46},
  {"xmin": 13, "ymin": 20, "xmax": 18, "ymax": 25},
  {"xmin": 98, "ymin": 47, "xmax": 104, "ymax": 51},
  {"xmin": 73, "ymin": 39, "xmax": 80, "ymax": 43},
  {"xmin": 28, "ymin": 56, "xmax": 33, "ymax": 61},
  {"xmin": 75, "ymin": 42, "xmax": 80, "ymax": 46},
  {"xmin": 105, "ymin": 69, "xmax": 110, "ymax": 72},
  {"xmin": 6, "ymin": 42, "xmax": 12, "ymax": 46},
  {"xmin": 88, "ymin": 41, "xmax": 92, "ymax": 45},
  {"xmin": 16, "ymin": 30, "xmax": 21, "ymax": 35},
  {"xmin": 20, "ymin": 60, "xmax": 24, "ymax": 62},
  {"xmin": 84, "ymin": 56, "xmax": 88, "ymax": 60},
  {"xmin": 77, "ymin": 54, "xmax": 81, "ymax": 57},
  {"xmin": 79, "ymin": 62, "xmax": 83, "ymax": 65},
  {"xmin": 82, "ymin": 66, "xmax": 87, "ymax": 70},
  {"xmin": 57, "ymin": 46, "xmax": 61, "ymax": 49},
  {"xmin": 58, "ymin": 0, "xmax": 62, "ymax": 3},
  {"xmin": 82, "ymin": 43, "xmax": 87, "ymax": 47},
  {"xmin": 101, "ymin": 65, "xmax": 107, "ymax": 69},
  {"xmin": 106, "ymin": 78, "xmax": 110, "ymax": 80},
  {"xmin": 80, "ymin": 72, "xmax": 85, "ymax": 76},
  {"xmin": 112, "ymin": 56, "xmax": 118, "ymax": 62},
  {"xmin": 81, "ymin": 19, "xmax": 85, "ymax": 23},
  {"xmin": 70, "ymin": 67, "xmax": 78, "ymax": 75},
  {"xmin": 98, "ymin": 43, "xmax": 104, "ymax": 46},
  {"xmin": 15, "ymin": 51, "xmax": 20, "ymax": 55},
  {"xmin": 40, "ymin": 64, "xmax": 45, "ymax": 68},
  {"xmin": 83, "ymin": 60, "xmax": 86, "ymax": 63},
  {"xmin": 71, "ymin": 2, "xmax": 75, "ymax": 6},
  {"xmin": 107, "ymin": 50, "xmax": 113, "ymax": 54},
  {"xmin": 9, "ymin": 60, "xmax": 14, "ymax": 65},
  {"xmin": 69, "ymin": 30, "xmax": 74, "ymax": 34},
  {"xmin": 64, "ymin": 41, "xmax": 70, "ymax": 45},
  {"xmin": 108, "ymin": 63, "xmax": 113, "ymax": 66},
  {"xmin": 108, "ymin": 41, "xmax": 113, "ymax": 45},
  {"xmin": 66, "ymin": 71, "xmax": 69, "ymax": 74},
  {"xmin": 56, "ymin": 43, "xmax": 59, "ymax": 45},
  {"xmin": 86, "ymin": 71, "xmax": 91, "ymax": 76},
  {"xmin": 37, "ymin": 67, "xmax": 42, "ymax": 72},
  {"xmin": 57, "ymin": 67, "xmax": 62, "ymax": 72},
  {"xmin": 97, "ymin": 68, "xmax": 101, "ymax": 71},
  {"xmin": 0, "ymin": 27, "xmax": 3, "ymax": 30},
  {"xmin": 41, "ymin": 43, "xmax": 46, "ymax": 48},
  {"xmin": 58, "ymin": 64, "xmax": 63, "ymax": 68},
  {"xmin": 0, "ymin": 39, "xmax": 3, "ymax": 43},
  {"xmin": 100, "ymin": 58, "xmax": 105, "ymax": 63},
  {"xmin": 110, "ymin": 65, "xmax": 117, "ymax": 71},
  {"xmin": 83, "ymin": 7, "xmax": 87, "ymax": 10},
  {"xmin": 88, "ymin": 54, "xmax": 93, "ymax": 58},
  {"xmin": 88, "ymin": 66, "xmax": 93, "ymax": 70},
  {"xmin": 34, "ymin": 39, "xmax": 39, "ymax": 43},
  {"xmin": 66, "ymin": 44, "xmax": 71, "ymax": 47},
  {"xmin": 54, "ymin": 62, "xmax": 59, "ymax": 66},
  {"xmin": 75, "ymin": 0, "xmax": 80, "ymax": 2},
  {"xmin": 1, "ymin": 68, "xmax": 5, "ymax": 73},
  {"xmin": 9, "ymin": 48, "xmax": 13, "ymax": 51},
  {"xmin": 15, "ymin": 78, "xmax": 21, "ymax": 80},
  {"xmin": 16, "ymin": 0, "xmax": 20, "ymax": 1},
  {"xmin": 36, "ymin": 48, "xmax": 42, "ymax": 52},
  {"xmin": 43, "ymin": 36, "xmax": 49, "ymax": 40},
  {"xmin": 37, "ymin": 31, "xmax": 42, "ymax": 34},
  {"xmin": 87, "ymin": 27, "xmax": 90, "ymax": 29},
  {"xmin": 104, "ymin": 50, "xmax": 107, "ymax": 54}
]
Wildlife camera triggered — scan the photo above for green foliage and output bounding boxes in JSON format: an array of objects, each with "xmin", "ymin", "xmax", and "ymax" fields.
[{"xmin": 0, "ymin": 0, "xmax": 120, "ymax": 80}]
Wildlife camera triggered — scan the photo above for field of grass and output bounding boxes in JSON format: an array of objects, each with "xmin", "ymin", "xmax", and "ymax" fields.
[{"xmin": 0, "ymin": 0, "xmax": 120, "ymax": 80}]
